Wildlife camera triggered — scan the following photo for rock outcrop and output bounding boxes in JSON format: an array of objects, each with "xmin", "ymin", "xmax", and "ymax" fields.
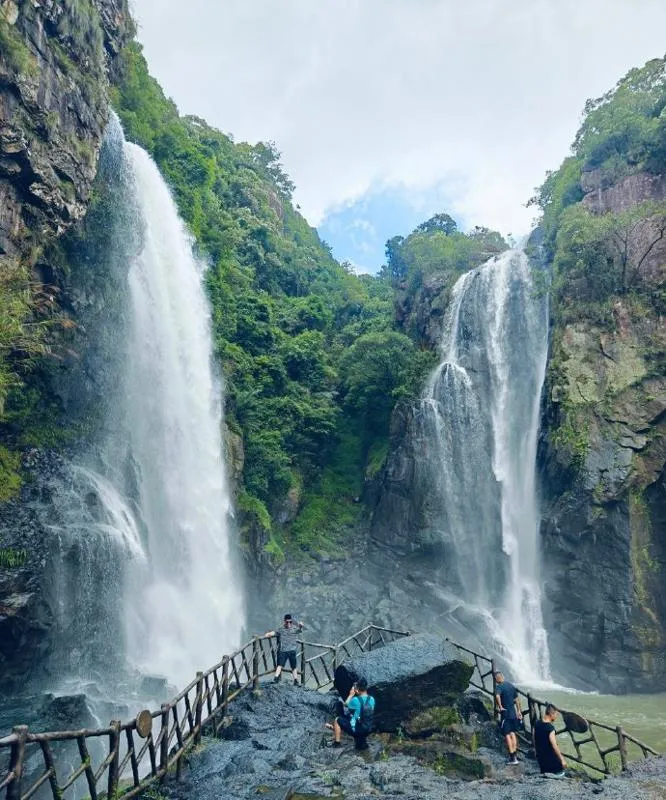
[
  {"xmin": 540, "ymin": 169, "xmax": 666, "ymax": 692},
  {"xmin": 0, "ymin": 0, "xmax": 131, "ymax": 694},
  {"xmin": 333, "ymin": 634, "xmax": 474, "ymax": 732},
  {"xmin": 0, "ymin": 0, "xmax": 131, "ymax": 264}
]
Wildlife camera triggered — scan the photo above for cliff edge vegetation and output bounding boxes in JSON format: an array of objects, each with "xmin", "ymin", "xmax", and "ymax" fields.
[{"xmin": 534, "ymin": 56, "xmax": 666, "ymax": 691}]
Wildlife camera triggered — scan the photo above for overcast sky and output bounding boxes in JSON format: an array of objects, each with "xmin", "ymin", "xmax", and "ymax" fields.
[{"xmin": 130, "ymin": 1, "xmax": 666, "ymax": 272}]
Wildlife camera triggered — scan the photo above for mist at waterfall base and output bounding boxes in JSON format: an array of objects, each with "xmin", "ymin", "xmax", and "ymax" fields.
[
  {"xmin": 44, "ymin": 117, "xmax": 243, "ymax": 708},
  {"xmin": 418, "ymin": 250, "xmax": 551, "ymax": 684}
]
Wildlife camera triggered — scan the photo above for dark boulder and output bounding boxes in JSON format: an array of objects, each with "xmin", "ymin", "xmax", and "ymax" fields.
[{"xmin": 333, "ymin": 634, "xmax": 473, "ymax": 731}]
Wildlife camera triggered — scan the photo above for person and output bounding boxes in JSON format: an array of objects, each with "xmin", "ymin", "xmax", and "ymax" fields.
[
  {"xmin": 494, "ymin": 671, "xmax": 522, "ymax": 764},
  {"xmin": 264, "ymin": 613, "xmax": 305, "ymax": 686},
  {"xmin": 327, "ymin": 678, "xmax": 375, "ymax": 750},
  {"xmin": 533, "ymin": 704, "xmax": 567, "ymax": 777}
]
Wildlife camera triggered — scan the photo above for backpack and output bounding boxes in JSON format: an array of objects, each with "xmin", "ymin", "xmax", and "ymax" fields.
[{"xmin": 355, "ymin": 695, "xmax": 374, "ymax": 736}]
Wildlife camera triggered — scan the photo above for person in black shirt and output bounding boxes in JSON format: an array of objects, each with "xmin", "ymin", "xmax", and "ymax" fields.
[
  {"xmin": 494, "ymin": 671, "xmax": 522, "ymax": 764},
  {"xmin": 533, "ymin": 704, "xmax": 567, "ymax": 777}
]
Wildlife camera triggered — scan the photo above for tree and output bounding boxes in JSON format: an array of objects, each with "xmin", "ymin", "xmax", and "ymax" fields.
[
  {"xmin": 554, "ymin": 201, "xmax": 666, "ymax": 301},
  {"xmin": 415, "ymin": 213, "xmax": 458, "ymax": 236},
  {"xmin": 340, "ymin": 332, "xmax": 433, "ymax": 437}
]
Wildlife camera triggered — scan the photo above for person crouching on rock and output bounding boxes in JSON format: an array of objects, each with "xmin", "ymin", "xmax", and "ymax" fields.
[
  {"xmin": 328, "ymin": 678, "xmax": 375, "ymax": 750},
  {"xmin": 533, "ymin": 704, "xmax": 567, "ymax": 778},
  {"xmin": 264, "ymin": 613, "xmax": 305, "ymax": 686},
  {"xmin": 494, "ymin": 671, "xmax": 522, "ymax": 765}
]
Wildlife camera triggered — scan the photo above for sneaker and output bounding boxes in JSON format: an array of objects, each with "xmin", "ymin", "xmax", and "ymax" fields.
[
  {"xmin": 273, "ymin": 675, "xmax": 281, "ymax": 684},
  {"xmin": 509, "ymin": 755, "xmax": 519, "ymax": 765},
  {"xmin": 294, "ymin": 679, "xmax": 299, "ymax": 686},
  {"xmin": 332, "ymin": 741, "xmax": 341, "ymax": 748}
]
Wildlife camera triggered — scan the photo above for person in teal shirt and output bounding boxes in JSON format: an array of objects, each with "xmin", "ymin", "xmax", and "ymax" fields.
[{"xmin": 328, "ymin": 678, "xmax": 375, "ymax": 749}]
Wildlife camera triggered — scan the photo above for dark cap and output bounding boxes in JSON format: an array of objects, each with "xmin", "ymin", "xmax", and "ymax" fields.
[{"xmin": 284, "ymin": 613, "xmax": 292, "ymax": 621}]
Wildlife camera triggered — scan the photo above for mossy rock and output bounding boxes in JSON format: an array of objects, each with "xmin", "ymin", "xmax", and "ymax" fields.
[
  {"xmin": 403, "ymin": 706, "xmax": 460, "ymax": 738},
  {"xmin": 388, "ymin": 739, "xmax": 491, "ymax": 779}
]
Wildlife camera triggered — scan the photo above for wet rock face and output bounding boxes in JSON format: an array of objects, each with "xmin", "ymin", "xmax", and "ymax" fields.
[
  {"xmin": 0, "ymin": 451, "xmax": 70, "ymax": 694},
  {"xmin": 540, "ymin": 303, "xmax": 666, "ymax": 692},
  {"xmin": 0, "ymin": 0, "xmax": 131, "ymax": 262}
]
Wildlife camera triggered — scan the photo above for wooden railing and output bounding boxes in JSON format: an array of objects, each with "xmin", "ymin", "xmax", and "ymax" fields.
[
  {"xmin": 445, "ymin": 639, "xmax": 660, "ymax": 776},
  {"xmin": 0, "ymin": 624, "xmax": 408, "ymax": 800},
  {"xmin": 1, "ymin": 627, "xmax": 658, "ymax": 799}
]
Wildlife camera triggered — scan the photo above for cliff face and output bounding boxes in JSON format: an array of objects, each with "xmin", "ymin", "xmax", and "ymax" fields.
[
  {"xmin": 0, "ymin": 0, "xmax": 130, "ymax": 264},
  {"xmin": 0, "ymin": 0, "xmax": 131, "ymax": 692},
  {"xmin": 540, "ymin": 169, "xmax": 666, "ymax": 692}
]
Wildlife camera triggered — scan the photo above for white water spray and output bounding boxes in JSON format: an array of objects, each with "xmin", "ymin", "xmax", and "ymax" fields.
[
  {"xmin": 117, "ymin": 139, "xmax": 243, "ymax": 686},
  {"xmin": 422, "ymin": 250, "xmax": 550, "ymax": 681},
  {"xmin": 49, "ymin": 118, "xmax": 244, "ymax": 691}
]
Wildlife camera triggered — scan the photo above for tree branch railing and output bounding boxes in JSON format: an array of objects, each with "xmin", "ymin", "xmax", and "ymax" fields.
[
  {"xmin": 445, "ymin": 639, "xmax": 660, "ymax": 777},
  {"xmin": 0, "ymin": 624, "xmax": 408, "ymax": 800}
]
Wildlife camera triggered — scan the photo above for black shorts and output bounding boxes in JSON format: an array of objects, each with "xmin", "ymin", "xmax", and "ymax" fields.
[
  {"xmin": 277, "ymin": 650, "xmax": 297, "ymax": 670},
  {"xmin": 501, "ymin": 717, "xmax": 521, "ymax": 736},
  {"xmin": 336, "ymin": 716, "xmax": 355, "ymax": 737}
]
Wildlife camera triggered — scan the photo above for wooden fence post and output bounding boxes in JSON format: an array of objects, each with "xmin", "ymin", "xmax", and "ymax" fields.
[
  {"xmin": 252, "ymin": 637, "xmax": 260, "ymax": 689},
  {"xmin": 222, "ymin": 657, "xmax": 230, "ymax": 714},
  {"xmin": 617, "ymin": 726, "xmax": 628, "ymax": 771},
  {"xmin": 491, "ymin": 660, "xmax": 498, "ymax": 720},
  {"xmin": 6, "ymin": 726, "xmax": 28, "ymax": 800},
  {"xmin": 194, "ymin": 672, "xmax": 204, "ymax": 745},
  {"xmin": 332, "ymin": 646, "xmax": 338, "ymax": 674},
  {"xmin": 159, "ymin": 704, "xmax": 169, "ymax": 782},
  {"xmin": 300, "ymin": 641, "xmax": 306, "ymax": 686},
  {"xmin": 107, "ymin": 720, "xmax": 121, "ymax": 799}
]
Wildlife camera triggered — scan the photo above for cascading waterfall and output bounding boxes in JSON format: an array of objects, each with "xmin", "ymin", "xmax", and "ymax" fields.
[
  {"xmin": 421, "ymin": 249, "xmax": 550, "ymax": 681},
  {"xmin": 50, "ymin": 116, "xmax": 243, "ymax": 692},
  {"xmin": 120, "ymin": 137, "xmax": 243, "ymax": 687}
]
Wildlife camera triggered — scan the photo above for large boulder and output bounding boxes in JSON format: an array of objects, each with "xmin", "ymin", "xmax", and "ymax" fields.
[{"xmin": 333, "ymin": 634, "xmax": 474, "ymax": 731}]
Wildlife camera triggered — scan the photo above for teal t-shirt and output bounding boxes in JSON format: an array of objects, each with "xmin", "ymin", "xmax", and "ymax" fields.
[{"xmin": 347, "ymin": 694, "xmax": 375, "ymax": 730}]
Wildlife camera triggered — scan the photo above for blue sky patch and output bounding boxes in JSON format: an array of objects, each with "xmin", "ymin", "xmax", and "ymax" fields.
[{"xmin": 318, "ymin": 183, "xmax": 466, "ymax": 275}]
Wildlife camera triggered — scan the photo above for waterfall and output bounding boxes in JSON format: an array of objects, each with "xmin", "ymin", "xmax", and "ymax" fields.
[
  {"xmin": 421, "ymin": 249, "xmax": 550, "ymax": 681},
  {"xmin": 50, "ymin": 116, "xmax": 243, "ymax": 692}
]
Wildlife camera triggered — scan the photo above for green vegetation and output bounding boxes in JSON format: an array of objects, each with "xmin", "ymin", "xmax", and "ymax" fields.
[
  {"xmin": 112, "ymin": 43, "xmax": 497, "ymax": 553},
  {"xmin": 0, "ymin": 547, "xmax": 27, "ymax": 568},
  {"xmin": 383, "ymin": 214, "xmax": 506, "ymax": 287},
  {"xmin": 0, "ymin": 14, "xmax": 37, "ymax": 76},
  {"xmin": 531, "ymin": 56, "xmax": 666, "ymax": 310}
]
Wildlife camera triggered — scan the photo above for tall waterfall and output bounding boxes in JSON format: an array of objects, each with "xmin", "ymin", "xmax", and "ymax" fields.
[
  {"xmin": 51, "ymin": 117, "xmax": 243, "ymax": 691},
  {"xmin": 421, "ymin": 249, "xmax": 550, "ymax": 681}
]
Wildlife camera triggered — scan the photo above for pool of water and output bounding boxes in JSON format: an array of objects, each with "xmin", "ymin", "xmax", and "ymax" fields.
[{"xmin": 537, "ymin": 690, "xmax": 666, "ymax": 754}]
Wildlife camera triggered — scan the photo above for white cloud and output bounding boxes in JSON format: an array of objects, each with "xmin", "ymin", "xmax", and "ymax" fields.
[{"xmin": 130, "ymin": 0, "xmax": 666, "ymax": 236}]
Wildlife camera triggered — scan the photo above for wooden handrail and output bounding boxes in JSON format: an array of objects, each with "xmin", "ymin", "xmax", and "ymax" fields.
[{"xmin": 0, "ymin": 623, "xmax": 657, "ymax": 799}]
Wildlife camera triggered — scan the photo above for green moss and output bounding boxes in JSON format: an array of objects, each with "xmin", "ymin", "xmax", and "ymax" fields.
[
  {"xmin": 550, "ymin": 410, "xmax": 590, "ymax": 472},
  {"xmin": 0, "ymin": 547, "xmax": 27, "ymax": 568},
  {"xmin": 365, "ymin": 438, "xmax": 389, "ymax": 479},
  {"xmin": 0, "ymin": 446, "xmax": 22, "ymax": 503},
  {"xmin": 263, "ymin": 535, "xmax": 285, "ymax": 565},
  {"xmin": 237, "ymin": 490, "xmax": 271, "ymax": 532},
  {"xmin": 629, "ymin": 489, "xmax": 662, "ymax": 648},
  {"xmin": 0, "ymin": 16, "xmax": 37, "ymax": 76},
  {"xmin": 432, "ymin": 752, "xmax": 486, "ymax": 779}
]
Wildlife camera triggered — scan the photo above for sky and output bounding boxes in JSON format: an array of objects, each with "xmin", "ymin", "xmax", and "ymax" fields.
[{"xmin": 130, "ymin": 0, "xmax": 666, "ymax": 273}]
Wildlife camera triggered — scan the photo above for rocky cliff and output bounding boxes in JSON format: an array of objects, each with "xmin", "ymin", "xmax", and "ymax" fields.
[
  {"xmin": 0, "ymin": 0, "xmax": 131, "ymax": 263},
  {"xmin": 540, "ymin": 168, "xmax": 666, "ymax": 693},
  {"xmin": 0, "ymin": 0, "xmax": 131, "ymax": 691}
]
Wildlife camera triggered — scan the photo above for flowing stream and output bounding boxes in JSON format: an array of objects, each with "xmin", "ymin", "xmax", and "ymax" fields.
[
  {"xmin": 49, "ymin": 116, "xmax": 243, "ymax": 694},
  {"xmin": 421, "ymin": 249, "xmax": 550, "ymax": 681}
]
